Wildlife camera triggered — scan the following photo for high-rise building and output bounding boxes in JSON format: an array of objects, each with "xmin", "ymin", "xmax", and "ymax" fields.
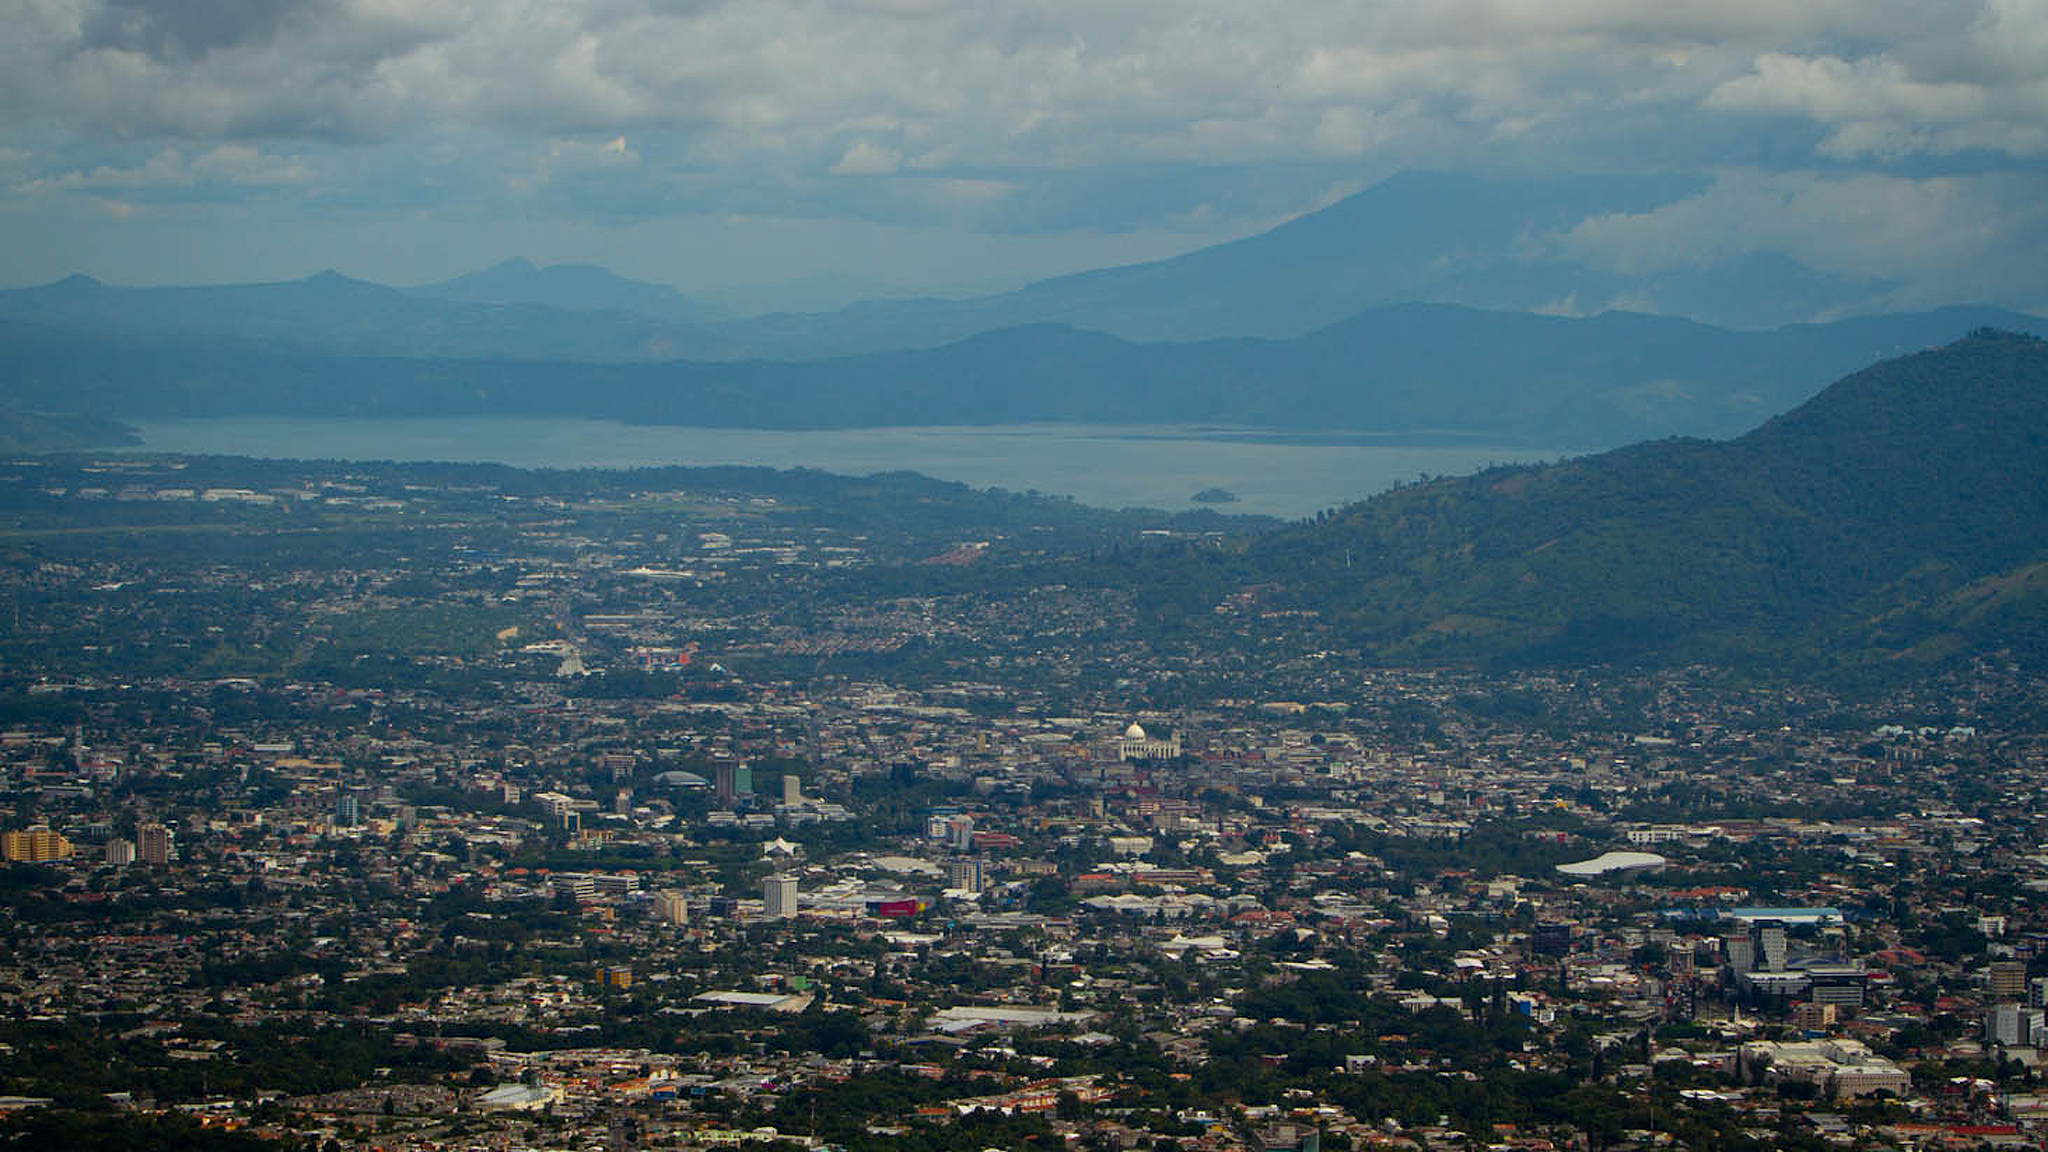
[
  {"xmin": 1986, "ymin": 1003, "xmax": 2044, "ymax": 1047},
  {"xmin": 782, "ymin": 773, "xmax": 802, "ymax": 806},
  {"xmin": 1530, "ymin": 923, "xmax": 1572, "ymax": 956},
  {"xmin": 653, "ymin": 890, "xmax": 689, "ymax": 926},
  {"xmin": 104, "ymin": 838, "xmax": 136, "ymax": 866},
  {"xmin": 138, "ymin": 822, "xmax": 173, "ymax": 866},
  {"xmin": 1, "ymin": 826, "xmax": 73, "ymax": 863},
  {"xmin": 1989, "ymin": 960, "xmax": 2028, "ymax": 1001},
  {"xmin": 945, "ymin": 814, "xmax": 975, "ymax": 852},
  {"xmin": 1757, "ymin": 922, "xmax": 1787, "ymax": 973},
  {"xmin": 714, "ymin": 760, "xmax": 742, "ymax": 803},
  {"xmin": 1725, "ymin": 933, "xmax": 1755, "ymax": 975},
  {"xmin": 948, "ymin": 857, "xmax": 985, "ymax": 894},
  {"xmin": 334, "ymin": 787, "xmax": 360, "ymax": 827},
  {"xmin": 763, "ymin": 873, "xmax": 798, "ymax": 919}
]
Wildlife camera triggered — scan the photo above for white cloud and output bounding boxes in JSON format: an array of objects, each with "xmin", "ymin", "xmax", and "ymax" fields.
[
  {"xmin": 0, "ymin": 0, "xmax": 2044, "ymax": 300},
  {"xmin": 1542, "ymin": 168, "xmax": 2048, "ymax": 306},
  {"xmin": 829, "ymin": 140, "xmax": 902, "ymax": 176}
]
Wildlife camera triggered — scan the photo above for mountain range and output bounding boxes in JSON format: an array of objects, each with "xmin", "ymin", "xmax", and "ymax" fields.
[
  {"xmin": 0, "ymin": 302, "xmax": 2039, "ymax": 450},
  {"xmin": 0, "ymin": 172, "xmax": 1992, "ymax": 363},
  {"xmin": 0, "ymin": 168, "xmax": 2040, "ymax": 458}
]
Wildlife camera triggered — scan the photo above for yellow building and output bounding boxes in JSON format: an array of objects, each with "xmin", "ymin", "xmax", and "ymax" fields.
[{"xmin": 2, "ymin": 826, "xmax": 73, "ymax": 863}]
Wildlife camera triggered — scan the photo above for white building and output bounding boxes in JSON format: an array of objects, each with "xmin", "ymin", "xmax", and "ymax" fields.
[
  {"xmin": 1117, "ymin": 722, "xmax": 1182, "ymax": 761},
  {"xmin": 763, "ymin": 873, "xmax": 798, "ymax": 919}
]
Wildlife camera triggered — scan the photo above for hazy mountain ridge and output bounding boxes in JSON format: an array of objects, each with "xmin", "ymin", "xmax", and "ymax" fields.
[
  {"xmin": 0, "ymin": 304, "xmax": 2036, "ymax": 450},
  {"xmin": 1, "ymin": 173, "xmax": 1922, "ymax": 365},
  {"xmin": 1209, "ymin": 329, "xmax": 2048, "ymax": 673},
  {"xmin": 0, "ymin": 270, "xmax": 721, "ymax": 363},
  {"xmin": 410, "ymin": 258, "xmax": 725, "ymax": 324}
]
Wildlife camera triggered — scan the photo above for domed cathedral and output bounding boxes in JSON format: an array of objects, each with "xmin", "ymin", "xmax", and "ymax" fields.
[{"xmin": 1117, "ymin": 720, "xmax": 1183, "ymax": 762}]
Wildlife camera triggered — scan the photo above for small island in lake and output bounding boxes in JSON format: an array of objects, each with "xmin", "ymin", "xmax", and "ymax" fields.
[{"xmin": 1190, "ymin": 487, "xmax": 1239, "ymax": 504}]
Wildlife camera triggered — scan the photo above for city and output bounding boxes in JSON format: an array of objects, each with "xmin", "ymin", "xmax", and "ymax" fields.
[{"xmin": 1, "ymin": 453, "xmax": 2044, "ymax": 1151}]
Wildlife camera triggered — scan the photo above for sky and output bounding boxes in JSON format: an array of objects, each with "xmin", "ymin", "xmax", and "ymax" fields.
[{"xmin": 3, "ymin": 0, "xmax": 2046, "ymax": 311}]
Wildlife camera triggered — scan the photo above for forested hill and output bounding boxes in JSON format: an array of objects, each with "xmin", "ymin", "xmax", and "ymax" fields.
[{"xmin": 1225, "ymin": 329, "xmax": 2048, "ymax": 674}]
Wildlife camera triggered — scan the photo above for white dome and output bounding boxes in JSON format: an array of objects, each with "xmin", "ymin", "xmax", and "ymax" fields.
[{"xmin": 1123, "ymin": 722, "xmax": 1147, "ymax": 739}]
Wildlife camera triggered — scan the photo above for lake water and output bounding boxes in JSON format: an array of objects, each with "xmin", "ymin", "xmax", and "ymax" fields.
[{"xmin": 125, "ymin": 417, "xmax": 1577, "ymax": 519}]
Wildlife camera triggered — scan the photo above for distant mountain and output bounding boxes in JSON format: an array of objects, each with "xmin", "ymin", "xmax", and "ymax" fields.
[
  {"xmin": 0, "ymin": 407, "xmax": 135, "ymax": 453},
  {"xmin": 0, "ymin": 304, "xmax": 2037, "ymax": 450},
  {"xmin": 0, "ymin": 271, "xmax": 729, "ymax": 362},
  {"xmin": 695, "ymin": 171, "xmax": 1899, "ymax": 357},
  {"xmin": 1206, "ymin": 330, "xmax": 2048, "ymax": 674},
  {"xmin": 411, "ymin": 258, "xmax": 723, "ymax": 324},
  {"xmin": 0, "ymin": 172, "xmax": 1921, "ymax": 364}
]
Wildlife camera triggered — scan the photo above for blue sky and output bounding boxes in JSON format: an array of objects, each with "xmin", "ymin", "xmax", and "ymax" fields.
[{"xmin": 3, "ymin": 0, "xmax": 2045, "ymax": 313}]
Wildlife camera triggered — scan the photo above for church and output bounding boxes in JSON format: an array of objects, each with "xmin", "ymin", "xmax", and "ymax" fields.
[{"xmin": 1116, "ymin": 721, "xmax": 1182, "ymax": 762}]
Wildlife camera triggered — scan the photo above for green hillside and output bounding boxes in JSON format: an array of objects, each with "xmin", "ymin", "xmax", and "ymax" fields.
[{"xmin": 1232, "ymin": 329, "xmax": 2048, "ymax": 674}]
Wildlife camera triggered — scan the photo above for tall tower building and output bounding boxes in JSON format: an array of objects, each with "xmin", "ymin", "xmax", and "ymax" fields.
[
  {"xmin": 1724, "ymin": 932, "xmax": 1755, "ymax": 975},
  {"xmin": 763, "ymin": 873, "xmax": 797, "ymax": 920},
  {"xmin": 948, "ymin": 857, "xmax": 985, "ymax": 894},
  {"xmin": 653, "ymin": 890, "xmax": 689, "ymax": 926},
  {"xmin": 782, "ymin": 773, "xmax": 802, "ymax": 806},
  {"xmin": 1756, "ymin": 922, "xmax": 1787, "ymax": 973},
  {"xmin": 334, "ymin": 787, "xmax": 360, "ymax": 827},
  {"xmin": 138, "ymin": 822, "xmax": 174, "ymax": 866}
]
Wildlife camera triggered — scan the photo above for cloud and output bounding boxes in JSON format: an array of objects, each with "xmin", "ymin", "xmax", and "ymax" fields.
[
  {"xmin": 829, "ymin": 140, "xmax": 901, "ymax": 176},
  {"xmin": 0, "ymin": 0, "xmax": 2044, "ymax": 303},
  {"xmin": 1702, "ymin": 0, "xmax": 2048, "ymax": 160},
  {"xmin": 1542, "ymin": 168, "xmax": 2048, "ymax": 307},
  {"xmin": 14, "ymin": 144, "xmax": 314, "ymax": 195}
]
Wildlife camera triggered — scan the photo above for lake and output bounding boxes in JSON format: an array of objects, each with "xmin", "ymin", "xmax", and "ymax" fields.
[{"xmin": 124, "ymin": 417, "xmax": 1578, "ymax": 519}]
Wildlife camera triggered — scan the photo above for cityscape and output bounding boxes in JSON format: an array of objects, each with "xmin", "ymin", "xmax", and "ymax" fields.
[
  {"xmin": 0, "ymin": 449, "xmax": 2044, "ymax": 1151},
  {"xmin": 5, "ymin": 2, "xmax": 2048, "ymax": 1149}
]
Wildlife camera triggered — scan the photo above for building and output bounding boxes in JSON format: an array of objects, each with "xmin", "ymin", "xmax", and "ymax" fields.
[
  {"xmin": 948, "ymin": 857, "xmax": 986, "ymax": 894},
  {"xmin": 653, "ymin": 890, "xmax": 689, "ymax": 926},
  {"xmin": 1737, "ymin": 1039, "xmax": 1911, "ymax": 1098},
  {"xmin": 1117, "ymin": 722, "xmax": 1182, "ymax": 762},
  {"xmin": 1555, "ymin": 851, "xmax": 1666, "ymax": 879},
  {"xmin": 1725, "ymin": 933, "xmax": 1755, "ymax": 976},
  {"xmin": 941, "ymin": 814, "xmax": 975, "ymax": 852},
  {"xmin": 715, "ymin": 760, "xmax": 754, "ymax": 804},
  {"xmin": 1, "ymin": 826, "xmax": 73, "ymax": 863},
  {"xmin": 1530, "ymin": 922, "xmax": 1573, "ymax": 956},
  {"xmin": 333, "ymin": 787, "xmax": 360, "ymax": 827},
  {"xmin": 1986, "ymin": 1003, "xmax": 2045, "ymax": 1048},
  {"xmin": 763, "ymin": 873, "xmax": 798, "ymax": 920},
  {"xmin": 530, "ymin": 792, "xmax": 584, "ymax": 835},
  {"xmin": 138, "ymin": 822, "xmax": 173, "ymax": 866},
  {"xmin": 782, "ymin": 773, "xmax": 802, "ymax": 806},
  {"xmin": 1757, "ymin": 921, "xmax": 1788, "ymax": 973},
  {"xmin": 1989, "ymin": 960, "xmax": 2028, "ymax": 1000},
  {"xmin": 552, "ymin": 874, "xmax": 597, "ymax": 905},
  {"xmin": 1805, "ymin": 965, "xmax": 1870, "ymax": 1007},
  {"xmin": 104, "ymin": 838, "xmax": 135, "ymax": 866}
]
